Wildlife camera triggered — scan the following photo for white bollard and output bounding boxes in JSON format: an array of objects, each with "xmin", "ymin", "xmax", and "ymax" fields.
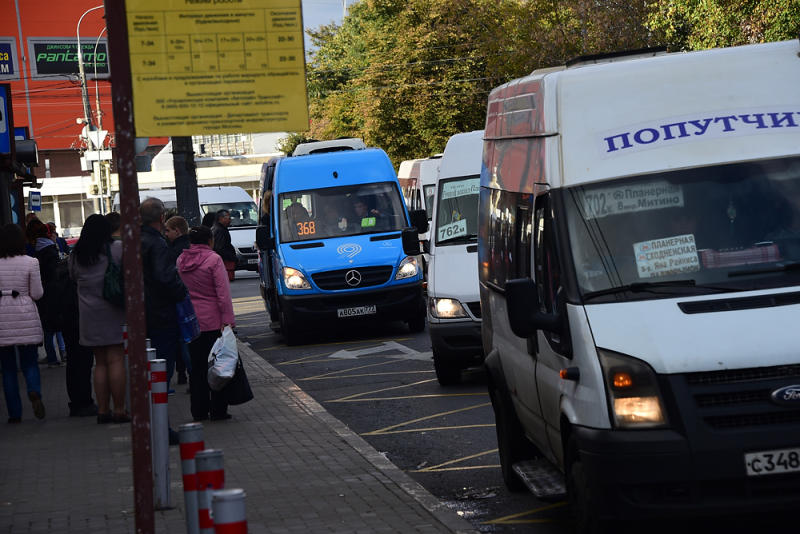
[
  {"xmin": 212, "ymin": 489, "xmax": 247, "ymax": 534},
  {"xmin": 150, "ymin": 358, "xmax": 170, "ymax": 509},
  {"xmin": 179, "ymin": 423, "xmax": 205, "ymax": 534},
  {"xmin": 196, "ymin": 449, "xmax": 225, "ymax": 534},
  {"xmin": 146, "ymin": 346, "xmax": 158, "ymax": 479}
]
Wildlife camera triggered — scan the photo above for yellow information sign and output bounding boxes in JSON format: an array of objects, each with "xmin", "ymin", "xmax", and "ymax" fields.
[{"xmin": 126, "ymin": 0, "xmax": 308, "ymax": 136}]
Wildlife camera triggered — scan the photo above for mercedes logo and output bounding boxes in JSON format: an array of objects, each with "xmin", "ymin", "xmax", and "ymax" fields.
[{"xmin": 345, "ymin": 269, "xmax": 362, "ymax": 287}]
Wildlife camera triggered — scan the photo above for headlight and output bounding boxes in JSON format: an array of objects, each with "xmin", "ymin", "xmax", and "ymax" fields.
[
  {"xmin": 395, "ymin": 256, "xmax": 419, "ymax": 280},
  {"xmin": 282, "ymin": 267, "xmax": 311, "ymax": 290},
  {"xmin": 429, "ymin": 297, "xmax": 467, "ymax": 318},
  {"xmin": 598, "ymin": 349, "xmax": 667, "ymax": 428}
]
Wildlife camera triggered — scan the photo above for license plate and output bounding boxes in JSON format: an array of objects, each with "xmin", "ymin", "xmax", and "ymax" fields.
[
  {"xmin": 744, "ymin": 447, "xmax": 800, "ymax": 476},
  {"xmin": 337, "ymin": 305, "xmax": 377, "ymax": 318},
  {"xmin": 247, "ymin": 258, "xmax": 259, "ymax": 264}
]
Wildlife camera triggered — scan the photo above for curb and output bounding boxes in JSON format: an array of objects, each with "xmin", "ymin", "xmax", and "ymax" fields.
[{"xmin": 238, "ymin": 340, "xmax": 480, "ymax": 534}]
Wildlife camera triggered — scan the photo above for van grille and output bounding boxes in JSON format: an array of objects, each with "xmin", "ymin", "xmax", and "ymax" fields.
[
  {"xmin": 466, "ymin": 301, "xmax": 482, "ymax": 318},
  {"xmin": 682, "ymin": 365, "xmax": 800, "ymax": 430},
  {"xmin": 312, "ymin": 266, "xmax": 394, "ymax": 290}
]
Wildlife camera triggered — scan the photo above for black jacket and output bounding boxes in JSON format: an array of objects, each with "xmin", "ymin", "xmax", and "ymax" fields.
[
  {"xmin": 141, "ymin": 225, "xmax": 187, "ymax": 332},
  {"xmin": 34, "ymin": 243, "xmax": 60, "ymax": 331},
  {"xmin": 212, "ymin": 222, "xmax": 237, "ymax": 262},
  {"xmin": 168, "ymin": 234, "xmax": 191, "ymax": 264}
]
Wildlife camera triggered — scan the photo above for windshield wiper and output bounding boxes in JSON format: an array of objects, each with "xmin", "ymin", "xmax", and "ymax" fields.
[
  {"xmin": 583, "ymin": 279, "xmax": 734, "ymax": 301},
  {"xmin": 728, "ymin": 262, "xmax": 800, "ymax": 277}
]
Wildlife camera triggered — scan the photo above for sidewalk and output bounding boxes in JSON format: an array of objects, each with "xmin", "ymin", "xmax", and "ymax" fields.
[{"xmin": 0, "ymin": 342, "xmax": 477, "ymax": 533}]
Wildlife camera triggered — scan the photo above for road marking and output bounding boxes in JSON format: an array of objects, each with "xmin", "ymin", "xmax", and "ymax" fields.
[
  {"xmin": 266, "ymin": 337, "xmax": 412, "ymax": 352},
  {"xmin": 300, "ymin": 370, "xmax": 435, "ymax": 381},
  {"xmin": 413, "ymin": 448, "xmax": 498, "ymax": 472},
  {"xmin": 329, "ymin": 378, "xmax": 437, "ymax": 402},
  {"xmin": 362, "ymin": 402, "xmax": 492, "ymax": 435},
  {"xmin": 482, "ymin": 502, "xmax": 566, "ymax": 525},
  {"xmin": 367, "ymin": 424, "xmax": 495, "ymax": 435},
  {"xmin": 304, "ymin": 359, "xmax": 401, "ymax": 379},
  {"xmin": 329, "ymin": 340, "xmax": 432, "ymax": 361},
  {"xmin": 334, "ymin": 393, "xmax": 488, "ymax": 402}
]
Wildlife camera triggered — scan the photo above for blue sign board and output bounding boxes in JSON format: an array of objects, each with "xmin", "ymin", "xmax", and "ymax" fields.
[
  {"xmin": 0, "ymin": 85, "xmax": 10, "ymax": 155},
  {"xmin": 0, "ymin": 41, "xmax": 15, "ymax": 79},
  {"xmin": 29, "ymin": 191, "xmax": 41, "ymax": 212},
  {"xmin": 14, "ymin": 126, "xmax": 27, "ymax": 140}
]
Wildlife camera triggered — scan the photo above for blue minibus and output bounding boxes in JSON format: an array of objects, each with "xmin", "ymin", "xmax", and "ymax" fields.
[{"xmin": 256, "ymin": 146, "xmax": 428, "ymax": 344}]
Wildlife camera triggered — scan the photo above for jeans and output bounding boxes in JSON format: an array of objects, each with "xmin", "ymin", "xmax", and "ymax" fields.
[
  {"xmin": 0, "ymin": 345, "xmax": 42, "ymax": 419},
  {"xmin": 147, "ymin": 327, "xmax": 179, "ymax": 386},
  {"xmin": 42, "ymin": 330, "xmax": 62, "ymax": 364}
]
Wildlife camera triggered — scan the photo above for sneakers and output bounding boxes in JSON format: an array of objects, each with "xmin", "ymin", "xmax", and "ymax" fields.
[
  {"xmin": 7, "ymin": 417, "xmax": 21, "ymax": 424},
  {"xmin": 28, "ymin": 391, "xmax": 45, "ymax": 419}
]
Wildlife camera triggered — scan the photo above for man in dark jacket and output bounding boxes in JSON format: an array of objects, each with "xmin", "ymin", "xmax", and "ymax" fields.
[
  {"xmin": 212, "ymin": 209, "xmax": 237, "ymax": 281},
  {"xmin": 141, "ymin": 198, "xmax": 188, "ymax": 387}
]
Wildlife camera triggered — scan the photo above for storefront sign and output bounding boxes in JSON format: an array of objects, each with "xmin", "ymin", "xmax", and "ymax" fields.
[
  {"xmin": 0, "ymin": 38, "xmax": 19, "ymax": 80},
  {"xmin": 27, "ymin": 38, "xmax": 110, "ymax": 79}
]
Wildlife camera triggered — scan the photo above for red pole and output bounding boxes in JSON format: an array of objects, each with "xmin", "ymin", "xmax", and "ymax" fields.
[{"xmin": 104, "ymin": 1, "xmax": 154, "ymax": 532}]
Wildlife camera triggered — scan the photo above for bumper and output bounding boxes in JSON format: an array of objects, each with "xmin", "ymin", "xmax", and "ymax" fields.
[
  {"xmin": 573, "ymin": 424, "xmax": 800, "ymax": 519},
  {"xmin": 429, "ymin": 319, "xmax": 483, "ymax": 364},
  {"xmin": 280, "ymin": 282, "xmax": 424, "ymax": 326},
  {"xmin": 236, "ymin": 252, "xmax": 259, "ymax": 271}
]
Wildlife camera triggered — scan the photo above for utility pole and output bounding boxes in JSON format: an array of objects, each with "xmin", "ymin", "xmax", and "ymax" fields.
[{"xmin": 172, "ymin": 137, "xmax": 201, "ymax": 226}]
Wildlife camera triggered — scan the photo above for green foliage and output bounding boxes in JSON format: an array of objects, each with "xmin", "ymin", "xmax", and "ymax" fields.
[
  {"xmin": 276, "ymin": 132, "xmax": 313, "ymax": 155},
  {"xmin": 304, "ymin": 0, "xmax": 660, "ymax": 165},
  {"xmin": 647, "ymin": 0, "xmax": 800, "ymax": 51}
]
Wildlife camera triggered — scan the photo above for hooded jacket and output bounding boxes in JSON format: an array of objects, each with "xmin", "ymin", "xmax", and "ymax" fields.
[
  {"xmin": 0, "ymin": 255, "xmax": 44, "ymax": 346},
  {"xmin": 177, "ymin": 244, "xmax": 235, "ymax": 332}
]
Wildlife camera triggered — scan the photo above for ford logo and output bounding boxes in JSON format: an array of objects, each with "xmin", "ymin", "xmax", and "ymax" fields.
[{"xmin": 770, "ymin": 385, "xmax": 800, "ymax": 406}]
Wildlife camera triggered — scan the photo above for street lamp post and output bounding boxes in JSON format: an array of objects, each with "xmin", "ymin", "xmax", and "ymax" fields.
[{"xmin": 76, "ymin": 5, "xmax": 105, "ymax": 213}]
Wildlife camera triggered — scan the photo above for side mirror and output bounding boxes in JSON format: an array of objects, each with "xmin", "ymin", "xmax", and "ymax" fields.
[
  {"xmin": 505, "ymin": 278, "xmax": 561, "ymax": 338},
  {"xmin": 401, "ymin": 228, "xmax": 421, "ymax": 256},
  {"xmin": 408, "ymin": 209, "xmax": 429, "ymax": 234},
  {"xmin": 421, "ymin": 239, "xmax": 430, "ymax": 254},
  {"xmin": 255, "ymin": 226, "xmax": 274, "ymax": 250}
]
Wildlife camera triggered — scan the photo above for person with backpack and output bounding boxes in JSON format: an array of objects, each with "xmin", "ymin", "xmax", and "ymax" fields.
[
  {"xmin": 27, "ymin": 219, "xmax": 63, "ymax": 368},
  {"xmin": 69, "ymin": 214, "xmax": 127, "ymax": 424}
]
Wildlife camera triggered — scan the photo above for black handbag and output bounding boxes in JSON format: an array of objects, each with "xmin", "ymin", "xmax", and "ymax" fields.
[
  {"xmin": 102, "ymin": 243, "xmax": 124, "ymax": 307},
  {"xmin": 222, "ymin": 358, "xmax": 254, "ymax": 406}
]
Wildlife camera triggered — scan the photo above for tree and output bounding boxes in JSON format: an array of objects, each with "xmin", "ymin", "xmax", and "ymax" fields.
[
  {"xmin": 647, "ymin": 0, "xmax": 800, "ymax": 51},
  {"xmin": 305, "ymin": 0, "xmax": 656, "ymax": 165}
]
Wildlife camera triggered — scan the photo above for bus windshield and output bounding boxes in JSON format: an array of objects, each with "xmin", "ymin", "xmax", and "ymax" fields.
[
  {"xmin": 435, "ymin": 176, "xmax": 479, "ymax": 245},
  {"xmin": 278, "ymin": 182, "xmax": 407, "ymax": 242}
]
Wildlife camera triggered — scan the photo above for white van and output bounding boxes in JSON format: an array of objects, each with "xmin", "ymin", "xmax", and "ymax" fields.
[
  {"xmin": 398, "ymin": 155, "xmax": 441, "ymax": 265},
  {"xmin": 113, "ymin": 186, "xmax": 259, "ymax": 270},
  {"xmin": 427, "ymin": 131, "xmax": 483, "ymax": 384},
  {"xmin": 479, "ymin": 41, "xmax": 800, "ymax": 529}
]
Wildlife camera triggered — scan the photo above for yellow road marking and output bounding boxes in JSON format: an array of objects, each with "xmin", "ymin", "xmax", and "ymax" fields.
[
  {"xmin": 362, "ymin": 402, "xmax": 491, "ymax": 435},
  {"xmin": 366, "ymin": 424, "xmax": 495, "ymax": 436},
  {"xmin": 415, "ymin": 448, "xmax": 497, "ymax": 472},
  {"xmin": 301, "ymin": 370, "xmax": 435, "ymax": 381},
  {"xmin": 305, "ymin": 359, "xmax": 399, "ymax": 379},
  {"xmin": 413, "ymin": 465, "xmax": 501, "ymax": 473},
  {"xmin": 329, "ymin": 378, "xmax": 438, "ymax": 402},
  {"xmin": 334, "ymin": 393, "xmax": 488, "ymax": 403},
  {"xmin": 482, "ymin": 502, "xmax": 567, "ymax": 525}
]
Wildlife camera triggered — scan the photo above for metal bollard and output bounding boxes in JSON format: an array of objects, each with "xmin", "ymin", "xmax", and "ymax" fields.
[
  {"xmin": 195, "ymin": 449, "xmax": 225, "ymax": 534},
  {"xmin": 150, "ymin": 358, "xmax": 170, "ymax": 509},
  {"xmin": 179, "ymin": 423, "xmax": 205, "ymax": 534},
  {"xmin": 212, "ymin": 489, "xmax": 247, "ymax": 534},
  {"xmin": 146, "ymin": 346, "xmax": 158, "ymax": 481}
]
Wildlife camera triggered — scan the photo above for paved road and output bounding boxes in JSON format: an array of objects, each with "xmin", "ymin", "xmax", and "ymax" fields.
[{"xmin": 229, "ymin": 273, "xmax": 570, "ymax": 532}]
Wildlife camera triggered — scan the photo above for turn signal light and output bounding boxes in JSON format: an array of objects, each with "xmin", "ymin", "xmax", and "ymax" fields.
[{"xmin": 613, "ymin": 372, "xmax": 633, "ymax": 388}]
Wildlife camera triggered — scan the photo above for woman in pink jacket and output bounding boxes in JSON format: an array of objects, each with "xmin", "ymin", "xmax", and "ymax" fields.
[
  {"xmin": 0, "ymin": 224, "xmax": 46, "ymax": 423},
  {"xmin": 177, "ymin": 225, "xmax": 235, "ymax": 421}
]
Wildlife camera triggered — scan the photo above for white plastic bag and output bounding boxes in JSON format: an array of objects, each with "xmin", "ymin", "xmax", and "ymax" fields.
[{"xmin": 208, "ymin": 326, "xmax": 238, "ymax": 391}]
